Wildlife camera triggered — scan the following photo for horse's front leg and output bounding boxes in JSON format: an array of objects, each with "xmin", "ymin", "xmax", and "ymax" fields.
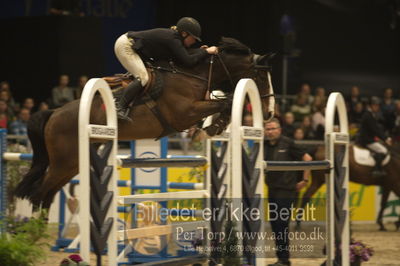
[
  {"xmin": 204, "ymin": 110, "xmax": 231, "ymax": 136},
  {"xmin": 190, "ymin": 100, "xmax": 231, "ymax": 136},
  {"xmin": 190, "ymin": 99, "xmax": 229, "ymax": 116}
]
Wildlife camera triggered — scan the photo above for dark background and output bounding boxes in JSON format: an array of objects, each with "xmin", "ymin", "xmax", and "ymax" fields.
[{"xmin": 0, "ymin": 0, "xmax": 399, "ymax": 103}]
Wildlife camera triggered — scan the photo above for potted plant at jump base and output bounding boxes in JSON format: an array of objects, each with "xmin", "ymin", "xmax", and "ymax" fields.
[{"xmin": 350, "ymin": 239, "xmax": 374, "ymax": 266}]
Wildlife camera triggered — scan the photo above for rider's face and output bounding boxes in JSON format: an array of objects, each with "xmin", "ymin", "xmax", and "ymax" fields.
[{"xmin": 182, "ymin": 33, "xmax": 196, "ymax": 48}]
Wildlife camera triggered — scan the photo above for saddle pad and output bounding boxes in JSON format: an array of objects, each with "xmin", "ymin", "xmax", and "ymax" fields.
[{"xmin": 353, "ymin": 145, "xmax": 390, "ymax": 167}]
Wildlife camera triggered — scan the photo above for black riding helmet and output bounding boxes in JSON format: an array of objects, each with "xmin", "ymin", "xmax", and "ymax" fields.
[{"xmin": 176, "ymin": 17, "xmax": 202, "ymax": 41}]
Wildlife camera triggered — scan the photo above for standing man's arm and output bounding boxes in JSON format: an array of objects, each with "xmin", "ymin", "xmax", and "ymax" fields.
[{"xmin": 296, "ymin": 152, "xmax": 313, "ymax": 191}]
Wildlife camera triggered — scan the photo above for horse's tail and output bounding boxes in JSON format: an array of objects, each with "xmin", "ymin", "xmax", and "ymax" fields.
[{"xmin": 15, "ymin": 110, "xmax": 54, "ymax": 203}]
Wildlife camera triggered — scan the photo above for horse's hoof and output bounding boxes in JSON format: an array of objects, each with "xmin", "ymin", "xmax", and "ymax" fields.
[
  {"xmin": 191, "ymin": 128, "xmax": 206, "ymax": 141},
  {"xmin": 395, "ymin": 221, "xmax": 400, "ymax": 230},
  {"xmin": 378, "ymin": 226, "xmax": 387, "ymax": 231},
  {"xmin": 205, "ymin": 126, "xmax": 218, "ymax": 137},
  {"xmin": 294, "ymin": 224, "xmax": 301, "ymax": 231}
]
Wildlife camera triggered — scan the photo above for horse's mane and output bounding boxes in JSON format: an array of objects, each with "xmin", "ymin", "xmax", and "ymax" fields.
[{"xmin": 218, "ymin": 37, "xmax": 251, "ymax": 55}]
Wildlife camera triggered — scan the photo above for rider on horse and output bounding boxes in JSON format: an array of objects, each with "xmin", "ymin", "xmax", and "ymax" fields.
[
  {"xmin": 357, "ymin": 96, "xmax": 392, "ymax": 176},
  {"xmin": 114, "ymin": 17, "xmax": 218, "ymax": 121}
]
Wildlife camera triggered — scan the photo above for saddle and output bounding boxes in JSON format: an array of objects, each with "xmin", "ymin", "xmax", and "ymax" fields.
[
  {"xmin": 353, "ymin": 145, "xmax": 390, "ymax": 167},
  {"xmin": 103, "ymin": 67, "xmax": 163, "ymax": 100},
  {"xmin": 102, "ymin": 68, "xmax": 175, "ymax": 137}
]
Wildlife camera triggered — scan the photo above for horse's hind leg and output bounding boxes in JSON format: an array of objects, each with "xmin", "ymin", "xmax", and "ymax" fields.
[
  {"xmin": 376, "ymin": 187, "xmax": 390, "ymax": 231},
  {"xmin": 41, "ymin": 165, "xmax": 79, "ymax": 210},
  {"xmin": 295, "ymin": 170, "xmax": 325, "ymax": 230}
]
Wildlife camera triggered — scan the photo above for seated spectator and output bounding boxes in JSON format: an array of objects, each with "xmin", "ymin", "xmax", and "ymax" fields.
[
  {"xmin": 298, "ymin": 83, "xmax": 314, "ymax": 105},
  {"xmin": 74, "ymin": 75, "xmax": 89, "ymax": 99},
  {"xmin": 281, "ymin": 112, "xmax": 296, "ymax": 137},
  {"xmin": 349, "ymin": 102, "xmax": 365, "ymax": 126},
  {"xmin": 300, "ymin": 115, "xmax": 315, "ymax": 140},
  {"xmin": 290, "ymin": 93, "xmax": 312, "ymax": 122},
  {"xmin": 392, "ymin": 100, "xmax": 400, "ymax": 141},
  {"xmin": 0, "ymin": 102, "xmax": 8, "ymax": 129},
  {"xmin": 314, "ymin": 86, "xmax": 327, "ymax": 107},
  {"xmin": 22, "ymin": 97, "xmax": 35, "ymax": 113},
  {"xmin": 293, "ymin": 127, "xmax": 305, "ymax": 141},
  {"xmin": 312, "ymin": 95, "xmax": 326, "ymax": 113},
  {"xmin": 312, "ymin": 103, "xmax": 325, "ymax": 140},
  {"xmin": 243, "ymin": 113, "xmax": 253, "ymax": 126},
  {"xmin": 39, "ymin": 102, "xmax": 50, "ymax": 111},
  {"xmin": 0, "ymin": 81, "xmax": 18, "ymax": 113},
  {"xmin": 381, "ymin": 87, "xmax": 396, "ymax": 132},
  {"xmin": 9, "ymin": 108, "xmax": 30, "ymax": 145},
  {"xmin": 52, "ymin": 74, "xmax": 75, "ymax": 108},
  {"xmin": 346, "ymin": 85, "xmax": 363, "ymax": 115}
]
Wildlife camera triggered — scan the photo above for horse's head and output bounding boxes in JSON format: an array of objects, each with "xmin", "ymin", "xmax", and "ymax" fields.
[{"xmin": 215, "ymin": 37, "xmax": 275, "ymax": 120}]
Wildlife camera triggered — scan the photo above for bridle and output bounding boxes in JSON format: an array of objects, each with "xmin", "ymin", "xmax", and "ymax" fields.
[{"xmin": 207, "ymin": 54, "xmax": 275, "ymax": 100}]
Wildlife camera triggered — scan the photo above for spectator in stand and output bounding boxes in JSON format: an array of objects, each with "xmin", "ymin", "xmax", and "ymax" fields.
[
  {"xmin": 298, "ymin": 82, "xmax": 314, "ymax": 105},
  {"xmin": 0, "ymin": 100, "xmax": 11, "ymax": 128},
  {"xmin": 38, "ymin": 102, "xmax": 50, "ymax": 111},
  {"xmin": 282, "ymin": 112, "xmax": 296, "ymax": 138},
  {"xmin": 290, "ymin": 93, "xmax": 312, "ymax": 122},
  {"xmin": 293, "ymin": 127, "xmax": 305, "ymax": 141},
  {"xmin": 349, "ymin": 102, "xmax": 365, "ymax": 126},
  {"xmin": 9, "ymin": 108, "xmax": 31, "ymax": 145},
  {"xmin": 0, "ymin": 81, "xmax": 18, "ymax": 113},
  {"xmin": 299, "ymin": 115, "xmax": 315, "ymax": 140},
  {"xmin": 22, "ymin": 98, "xmax": 35, "ymax": 113},
  {"xmin": 52, "ymin": 74, "xmax": 75, "ymax": 108},
  {"xmin": 381, "ymin": 87, "xmax": 396, "ymax": 133},
  {"xmin": 346, "ymin": 85, "xmax": 364, "ymax": 115},
  {"xmin": 74, "ymin": 75, "xmax": 88, "ymax": 99},
  {"xmin": 392, "ymin": 100, "xmax": 400, "ymax": 141},
  {"xmin": 313, "ymin": 87, "xmax": 327, "ymax": 111},
  {"xmin": 243, "ymin": 112, "xmax": 253, "ymax": 126},
  {"xmin": 312, "ymin": 101, "xmax": 325, "ymax": 140}
]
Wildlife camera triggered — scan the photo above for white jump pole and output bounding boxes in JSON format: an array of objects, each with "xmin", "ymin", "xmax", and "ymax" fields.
[
  {"xmin": 79, "ymin": 78, "xmax": 118, "ymax": 266},
  {"xmin": 231, "ymin": 79, "xmax": 266, "ymax": 265},
  {"xmin": 325, "ymin": 92, "xmax": 350, "ymax": 266}
]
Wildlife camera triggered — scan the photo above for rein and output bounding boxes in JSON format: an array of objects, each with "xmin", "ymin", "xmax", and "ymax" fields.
[
  {"xmin": 149, "ymin": 64, "xmax": 208, "ymax": 82},
  {"xmin": 148, "ymin": 53, "xmax": 275, "ymax": 99}
]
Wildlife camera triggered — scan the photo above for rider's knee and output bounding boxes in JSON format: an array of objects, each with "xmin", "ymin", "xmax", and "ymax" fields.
[{"xmin": 137, "ymin": 73, "xmax": 149, "ymax": 86}]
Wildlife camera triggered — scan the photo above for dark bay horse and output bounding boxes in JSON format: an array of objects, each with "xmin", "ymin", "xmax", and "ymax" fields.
[
  {"xmin": 15, "ymin": 37, "xmax": 274, "ymax": 211},
  {"xmin": 299, "ymin": 144, "xmax": 400, "ymax": 231}
]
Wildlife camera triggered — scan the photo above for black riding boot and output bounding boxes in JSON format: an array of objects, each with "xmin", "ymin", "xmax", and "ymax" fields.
[
  {"xmin": 372, "ymin": 153, "xmax": 386, "ymax": 177},
  {"xmin": 115, "ymin": 78, "xmax": 143, "ymax": 121}
]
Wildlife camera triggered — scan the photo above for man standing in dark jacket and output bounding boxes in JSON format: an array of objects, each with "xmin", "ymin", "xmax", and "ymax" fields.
[
  {"xmin": 264, "ymin": 118, "xmax": 312, "ymax": 266},
  {"xmin": 357, "ymin": 96, "xmax": 392, "ymax": 175}
]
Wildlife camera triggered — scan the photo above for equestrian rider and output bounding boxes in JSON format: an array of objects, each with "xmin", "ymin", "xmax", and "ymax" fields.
[
  {"xmin": 357, "ymin": 96, "xmax": 392, "ymax": 175},
  {"xmin": 114, "ymin": 17, "xmax": 218, "ymax": 121}
]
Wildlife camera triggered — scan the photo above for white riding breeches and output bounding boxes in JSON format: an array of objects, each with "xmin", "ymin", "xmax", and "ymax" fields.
[
  {"xmin": 114, "ymin": 34, "xmax": 149, "ymax": 86},
  {"xmin": 366, "ymin": 142, "xmax": 388, "ymax": 155}
]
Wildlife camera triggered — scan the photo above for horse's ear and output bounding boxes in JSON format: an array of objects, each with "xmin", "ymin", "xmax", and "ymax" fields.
[{"xmin": 254, "ymin": 53, "xmax": 276, "ymax": 66}]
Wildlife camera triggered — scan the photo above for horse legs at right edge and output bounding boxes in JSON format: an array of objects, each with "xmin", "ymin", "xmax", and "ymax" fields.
[{"xmin": 376, "ymin": 187, "xmax": 390, "ymax": 231}]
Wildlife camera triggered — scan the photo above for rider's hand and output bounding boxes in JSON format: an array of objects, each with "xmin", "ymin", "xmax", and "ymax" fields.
[
  {"xmin": 386, "ymin": 137, "xmax": 393, "ymax": 146},
  {"xmin": 206, "ymin": 46, "xmax": 218, "ymax": 55},
  {"xmin": 200, "ymin": 45, "xmax": 209, "ymax": 49}
]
